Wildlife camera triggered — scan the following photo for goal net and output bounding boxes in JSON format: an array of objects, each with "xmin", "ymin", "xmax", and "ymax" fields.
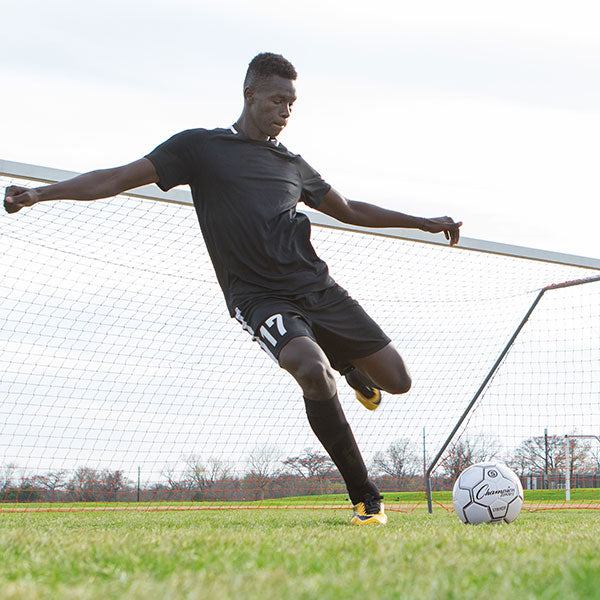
[{"xmin": 1, "ymin": 163, "xmax": 599, "ymax": 513}]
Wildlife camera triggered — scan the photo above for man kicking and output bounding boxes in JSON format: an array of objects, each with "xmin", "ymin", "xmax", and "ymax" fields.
[{"xmin": 5, "ymin": 52, "xmax": 461, "ymax": 525}]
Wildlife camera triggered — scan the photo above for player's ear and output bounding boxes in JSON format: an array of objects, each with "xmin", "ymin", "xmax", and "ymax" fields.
[{"xmin": 244, "ymin": 86, "xmax": 255, "ymax": 104}]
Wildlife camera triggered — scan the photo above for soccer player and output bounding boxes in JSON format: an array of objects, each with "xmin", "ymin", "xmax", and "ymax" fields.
[{"xmin": 4, "ymin": 52, "xmax": 461, "ymax": 525}]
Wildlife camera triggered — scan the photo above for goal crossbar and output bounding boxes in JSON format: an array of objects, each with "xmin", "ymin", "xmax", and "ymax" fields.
[{"xmin": 2, "ymin": 158, "xmax": 599, "ymax": 271}]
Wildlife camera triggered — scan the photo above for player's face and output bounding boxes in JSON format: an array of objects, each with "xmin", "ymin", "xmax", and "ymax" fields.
[{"xmin": 245, "ymin": 75, "xmax": 296, "ymax": 140}]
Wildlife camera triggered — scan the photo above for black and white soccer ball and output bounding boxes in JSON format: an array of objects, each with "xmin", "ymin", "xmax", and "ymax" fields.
[{"xmin": 452, "ymin": 462, "xmax": 524, "ymax": 524}]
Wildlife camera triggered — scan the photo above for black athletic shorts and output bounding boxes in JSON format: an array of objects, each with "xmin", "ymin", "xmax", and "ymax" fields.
[{"xmin": 234, "ymin": 284, "xmax": 391, "ymax": 373}]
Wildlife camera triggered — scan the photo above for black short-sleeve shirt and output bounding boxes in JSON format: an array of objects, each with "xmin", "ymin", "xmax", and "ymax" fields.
[{"xmin": 145, "ymin": 126, "xmax": 334, "ymax": 315}]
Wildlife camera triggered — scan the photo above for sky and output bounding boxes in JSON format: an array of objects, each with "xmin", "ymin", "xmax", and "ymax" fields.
[{"xmin": 2, "ymin": 0, "xmax": 600, "ymax": 259}]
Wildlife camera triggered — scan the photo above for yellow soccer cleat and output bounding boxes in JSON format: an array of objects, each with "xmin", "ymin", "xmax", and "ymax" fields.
[
  {"xmin": 350, "ymin": 495, "xmax": 388, "ymax": 525},
  {"xmin": 344, "ymin": 369, "xmax": 382, "ymax": 411},
  {"xmin": 354, "ymin": 387, "xmax": 381, "ymax": 411}
]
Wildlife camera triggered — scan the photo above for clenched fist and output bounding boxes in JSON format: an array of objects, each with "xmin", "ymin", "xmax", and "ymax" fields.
[{"xmin": 4, "ymin": 186, "xmax": 40, "ymax": 214}]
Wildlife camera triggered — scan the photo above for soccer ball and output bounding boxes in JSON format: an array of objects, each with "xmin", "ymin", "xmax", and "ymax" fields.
[{"xmin": 452, "ymin": 462, "xmax": 523, "ymax": 524}]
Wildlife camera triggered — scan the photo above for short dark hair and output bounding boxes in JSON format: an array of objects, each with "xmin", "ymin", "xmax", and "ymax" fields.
[{"xmin": 244, "ymin": 52, "xmax": 297, "ymax": 89}]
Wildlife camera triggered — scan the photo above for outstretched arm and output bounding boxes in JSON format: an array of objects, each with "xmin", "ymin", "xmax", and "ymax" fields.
[
  {"xmin": 4, "ymin": 158, "xmax": 159, "ymax": 214},
  {"xmin": 317, "ymin": 187, "xmax": 462, "ymax": 246}
]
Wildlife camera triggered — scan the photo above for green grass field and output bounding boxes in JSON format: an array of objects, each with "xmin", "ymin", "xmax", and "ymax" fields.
[
  {"xmin": 2, "ymin": 507, "xmax": 600, "ymax": 599},
  {"xmin": 2, "ymin": 487, "xmax": 599, "ymax": 512}
]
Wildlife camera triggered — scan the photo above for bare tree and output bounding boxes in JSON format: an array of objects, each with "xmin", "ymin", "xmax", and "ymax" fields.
[
  {"xmin": 511, "ymin": 435, "xmax": 560, "ymax": 476},
  {"xmin": 66, "ymin": 467, "xmax": 131, "ymax": 502},
  {"xmin": 586, "ymin": 444, "xmax": 600, "ymax": 473},
  {"xmin": 0, "ymin": 465, "xmax": 43, "ymax": 502},
  {"xmin": 35, "ymin": 470, "xmax": 68, "ymax": 492},
  {"xmin": 66, "ymin": 467, "xmax": 100, "ymax": 501},
  {"xmin": 245, "ymin": 445, "xmax": 282, "ymax": 500},
  {"xmin": 372, "ymin": 439, "xmax": 418, "ymax": 482},
  {"xmin": 99, "ymin": 470, "xmax": 130, "ymax": 501},
  {"xmin": 184, "ymin": 455, "xmax": 232, "ymax": 497},
  {"xmin": 0, "ymin": 463, "xmax": 18, "ymax": 491},
  {"xmin": 160, "ymin": 464, "xmax": 186, "ymax": 491},
  {"xmin": 441, "ymin": 436, "xmax": 501, "ymax": 480},
  {"xmin": 282, "ymin": 448, "xmax": 335, "ymax": 494},
  {"xmin": 205, "ymin": 457, "xmax": 233, "ymax": 485},
  {"xmin": 510, "ymin": 435, "xmax": 592, "ymax": 480}
]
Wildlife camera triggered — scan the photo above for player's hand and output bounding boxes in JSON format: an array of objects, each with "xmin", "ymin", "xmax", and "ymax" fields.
[
  {"xmin": 4, "ymin": 186, "xmax": 40, "ymax": 214},
  {"xmin": 421, "ymin": 216, "xmax": 462, "ymax": 246}
]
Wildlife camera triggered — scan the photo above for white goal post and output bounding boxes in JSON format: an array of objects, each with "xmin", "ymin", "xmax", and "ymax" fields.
[
  {"xmin": 3, "ymin": 158, "xmax": 599, "ymax": 269},
  {"xmin": 1, "ymin": 158, "xmax": 599, "ymax": 512},
  {"xmin": 563, "ymin": 436, "xmax": 600, "ymax": 501}
]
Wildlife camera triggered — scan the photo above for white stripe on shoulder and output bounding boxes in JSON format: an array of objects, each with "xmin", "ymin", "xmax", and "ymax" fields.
[{"xmin": 229, "ymin": 125, "xmax": 237, "ymax": 134}]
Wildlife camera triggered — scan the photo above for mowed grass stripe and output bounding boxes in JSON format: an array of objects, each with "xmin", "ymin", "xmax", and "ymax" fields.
[
  {"xmin": 2, "ymin": 488, "xmax": 600, "ymax": 513},
  {"xmin": 1, "ymin": 509, "xmax": 600, "ymax": 599}
]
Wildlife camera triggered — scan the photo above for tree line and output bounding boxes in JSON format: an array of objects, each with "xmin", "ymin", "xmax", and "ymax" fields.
[{"xmin": 2, "ymin": 434, "xmax": 599, "ymax": 503}]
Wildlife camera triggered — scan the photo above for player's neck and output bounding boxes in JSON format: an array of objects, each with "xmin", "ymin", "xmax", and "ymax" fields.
[{"xmin": 235, "ymin": 114, "xmax": 270, "ymax": 142}]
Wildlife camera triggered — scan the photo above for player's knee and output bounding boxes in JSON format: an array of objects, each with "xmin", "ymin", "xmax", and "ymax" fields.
[{"xmin": 292, "ymin": 358, "xmax": 337, "ymax": 399}]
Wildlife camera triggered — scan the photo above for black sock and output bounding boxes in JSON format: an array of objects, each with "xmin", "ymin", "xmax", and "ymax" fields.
[{"xmin": 303, "ymin": 394, "xmax": 380, "ymax": 504}]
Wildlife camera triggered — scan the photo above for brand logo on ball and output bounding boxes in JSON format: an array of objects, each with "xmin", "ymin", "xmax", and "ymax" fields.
[
  {"xmin": 487, "ymin": 469, "xmax": 498, "ymax": 478},
  {"xmin": 475, "ymin": 484, "xmax": 515, "ymax": 500}
]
